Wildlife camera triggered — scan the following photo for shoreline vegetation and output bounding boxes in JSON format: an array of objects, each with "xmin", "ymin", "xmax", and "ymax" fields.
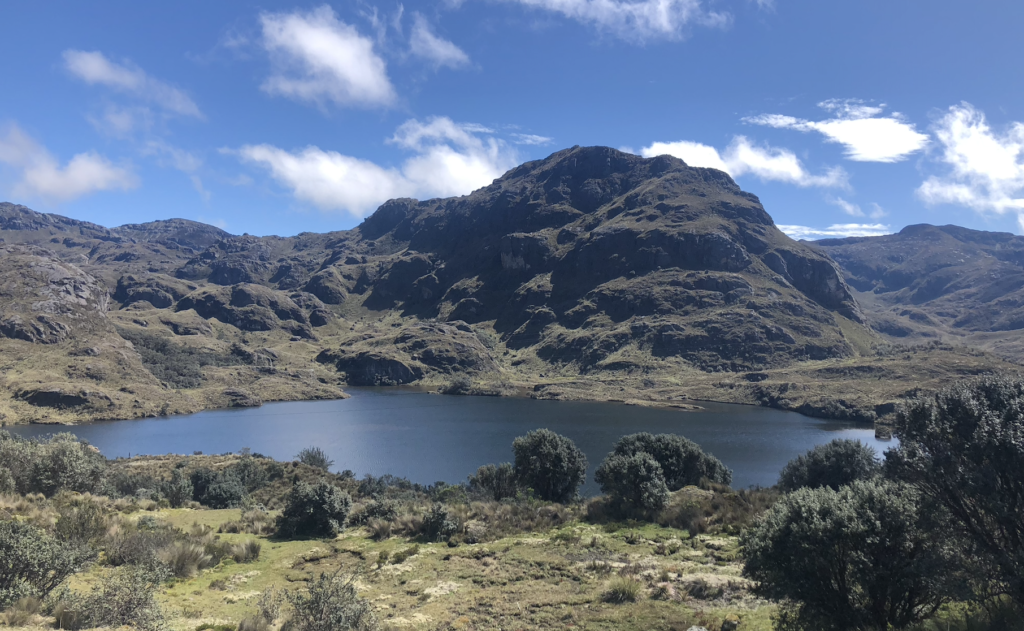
[{"xmin": 1, "ymin": 376, "xmax": 1021, "ymax": 631}]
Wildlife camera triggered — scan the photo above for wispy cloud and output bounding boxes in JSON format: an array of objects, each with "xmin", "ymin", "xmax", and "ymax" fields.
[
  {"xmin": 0, "ymin": 124, "xmax": 138, "ymax": 203},
  {"xmin": 744, "ymin": 99, "xmax": 928, "ymax": 163},
  {"xmin": 63, "ymin": 50, "xmax": 202, "ymax": 118},
  {"xmin": 828, "ymin": 196, "xmax": 886, "ymax": 219},
  {"xmin": 506, "ymin": 0, "xmax": 730, "ymax": 42},
  {"xmin": 409, "ymin": 13, "xmax": 470, "ymax": 69},
  {"xmin": 642, "ymin": 136, "xmax": 847, "ymax": 188},
  {"xmin": 232, "ymin": 117, "xmax": 520, "ymax": 218},
  {"xmin": 259, "ymin": 5, "xmax": 396, "ymax": 109},
  {"xmin": 777, "ymin": 223, "xmax": 892, "ymax": 240},
  {"xmin": 917, "ymin": 103, "xmax": 1024, "ymax": 229},
  {"xmin": 511, "ymin": 133, "xmax": 554, "ymax": 146}
]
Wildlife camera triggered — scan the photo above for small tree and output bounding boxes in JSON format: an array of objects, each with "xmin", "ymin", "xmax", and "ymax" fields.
[
  {"xmin": 608, "ymin": 433, "xmax": 731, "ymax": 489},
  {"xmin": 885, "ymin": 376, "xmax": 1024, "ymax": 607},
  {"xmin": 51, "ymin": 564, "xmax": 168, "ymax": 631},
  {"xmin": 277, "ymin": 480, "xmax": 352, "ymax": 538},
  {"xmin": 778, "ymin": 438, "xmax": 880, "ymax": 492},
  {"xmin": 422, "ymin": 503, "xmax": 459, "ymax": 542},
  {"xmin": 286, "ymin": 570, "xmax": 377, "ymax": 631},
  {"xmin": 0, "ymin": 520, "xmax": 96, "ymax": 609},
  {"xmin": 165, "ymin": 468, "xmax": 193, "ymax": 509},
  {"xmin": 468, "ymin": 462, "xmax": 519, "ymax": 501},
  {"xmin": 512, "ymin": 429, "xmax": 588, "ymax": 503},
  {"xmin": 296, "ymin": 447, "xmax": 334, "ymax": 472},
  {"xmin": 595, "ymin": 451, "xmax": 670, "ymax": 511},
  {"xmin": 741, "ymin": 480, "xmax": 961, "ymax": 631}
]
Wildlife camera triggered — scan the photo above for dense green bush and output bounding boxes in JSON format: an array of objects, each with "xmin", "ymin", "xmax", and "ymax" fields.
[
  {"xmin": 276, "ymin": 480, "xmax": 352, "ymax": 538},
  {"xmin": 0, "ymin": 520, "xmax": 95, "ymax": 609},
  {"xmin": 886, "ymin": 376, "xmax": 1024, "ymax": 608},
  {"xmin": 228, "ymin": 455, "xmax": 270, "ymax": 493},
  {"xmin": 54, "ymin": 498, "xmax": 108, "ymax": 545},
  {"xmin": 188, "ymin": 467, "xmax": 247, "ymax": 508},
  {"xmin": 422, "ymin": 503, "xmax": 459, "ymax": 542},
  {"xmin": 0, "ymin": 431, "xmax": 105, "ymax": 497},
  {"xmin": 358, "ymin": 497, "xmax": 399, "ymax": 524},
  {"xmin": 166, "ymin": 468, "xmax": 193, "ymax": 508},
  {"xmin": 608, "ymin": 433, "xmax": 731, "ymax": 489},
  {"xmin": 512, "ymin": 429, "xmax": 588, "ymax": 503},
  {"xmin": 778, "ymin": 438, "xmax": 880, "ymax": 492},
  {"xmin": 595, "ymin": 451, "xmax": 670, "ymax": 512},
  {"xmin": 468, "ymin": 462, "xmax": 519, "ymax": 501},
  {"xmin": 285, "ymin": 570, "xmax": 377, "ymax": 631},
  {"xmin": 742, "ymin": 480, "xmax": 962, "ymax": 631},
  {"xmin": 296, "ymin": 446, "xmax": 334, "ymax": 472}
]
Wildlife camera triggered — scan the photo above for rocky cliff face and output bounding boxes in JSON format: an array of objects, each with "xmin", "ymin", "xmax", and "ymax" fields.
[{"xmin": 1, "ymin": 148, "xmax": 1014, "ymax": 425}]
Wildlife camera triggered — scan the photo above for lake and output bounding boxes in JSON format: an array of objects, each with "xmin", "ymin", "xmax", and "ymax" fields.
[{"xmin": 6, "ymin": 387, "xmax": 893, "ymax": 493}]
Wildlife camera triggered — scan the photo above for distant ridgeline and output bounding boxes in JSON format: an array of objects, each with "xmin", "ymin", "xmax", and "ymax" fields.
[{"xmin": 0, "ymin": 146, "xmax": 1021, "ymax": 424}]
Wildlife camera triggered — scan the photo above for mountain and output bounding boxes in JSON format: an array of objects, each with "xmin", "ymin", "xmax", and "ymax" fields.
[
  {"xmin": 0, "ymin": 148, "xmax": 1016, "ymax": 426},
  {"xmin": 815, "ymin": 224, "xmax": 1024, "ymax": 361}
]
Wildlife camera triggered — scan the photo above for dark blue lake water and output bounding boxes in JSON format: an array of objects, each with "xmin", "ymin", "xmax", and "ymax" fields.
[{"xmin": 7, "ymin": 388, "xmax": 894, "ymax": 493}]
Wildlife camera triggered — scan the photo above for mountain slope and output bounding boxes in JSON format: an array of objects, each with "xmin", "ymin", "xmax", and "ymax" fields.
[
  {"xmin": 0, "ymin": 148, "xmax": 1016, "ymax": 425},
  {"xmin": 815, "ymin": 224, "xmax": 1024, "ymax": 361}
]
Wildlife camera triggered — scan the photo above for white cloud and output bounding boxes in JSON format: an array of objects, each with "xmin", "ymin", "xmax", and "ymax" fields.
[
  {"xmin": 259, "ymin": 5, "xmax": 396, "ymax": 108},
  {"xmin": 410, "ymin": 13, "xmax": 470, "ymax": 69},
  {"xmin": 63, "ymin": 50, "xmax": 202, "ymax": 118},
  {"xmin": 917, "ymin": 103, "xmax": 1024, "ymax": 230},
  {"xmin": 777, "ymin": 223, "xmax": 892, "ymax": 240},
  {"xmin": 641, "ymin": 136, "xmax": 847, "ymax": 188},
  {"xmin": 507, "ymin": 0, "xmax": 730, "ymax": 42},
  {"xmin": 744, "ymin": 99, "xmax": 928, "ymax": 163},
  {"xmin": 0, "ymin": 124, "xmax": 138, "ymax": 203},
  {"xmin": 511, "ymin": 133, "xmax": 554, "ymax": 146},
  {"xmin": 233, "ymin": 116, "xmax": 519, "ymax": 217}
]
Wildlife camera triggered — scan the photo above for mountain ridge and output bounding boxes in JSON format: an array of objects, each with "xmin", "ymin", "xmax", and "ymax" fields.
[{"xmin": 0, "ymin": 147, "xmax": 1018, "ymax": 426}]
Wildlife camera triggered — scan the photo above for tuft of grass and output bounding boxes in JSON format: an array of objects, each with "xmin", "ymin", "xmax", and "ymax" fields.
[
  {"xmin": 390, "ymin": 545, "xmax": 420, "ymax": 564},
  {"xmin": 2, "ymin": 596, "xmax": 41, "ymax": 626},
  {"xmin": 160, "ymin": 542, "xmax": 215, "ymax": 578},
  {"xmin": 231, "ymin": 539, "xmax": 262, "ymax": 563},
  {"xmin": 603, "ymin": 577, "xmax": 644, "ymax": 603}
]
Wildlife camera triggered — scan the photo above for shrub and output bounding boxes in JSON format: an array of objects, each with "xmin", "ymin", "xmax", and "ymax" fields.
[
  {"xmin": 285, "ymin": 570, "xmax": 378, "ymax": 631},
  {"xmin": 0, "ymin": 468, "xmax": 16, "ymax": 495},
  {"xmin": 2, "ymin": 595, "xmax": 41, "ymax": 626},
  {"xmin": 166, "ymin": 468, "xmax": 194, "ymax": 508},
  {"xmin": 512, "ymin": 429, "xmax": 588, "ymax": 503},
  {"xmin": 886, "ymin": 377, "xmax": 1024, "ymax": 608},
  {"xmin": 390, "ymin": 545, "xmax": 419, "ymax": 564},
  {"xmin": 296, "ymin": 447, "xmax": 334, "ymax": 472},
  {"xmin": 30, "ymin": 434, "xmax": 107, "ymax": 496},
  {"xmin": 358, "ymin": 497, "xmax": 399, "ymax": 524},
  {"xmin": 467, "ymin": 463, "xmax": 519, "ymax": 501},
  {"xmin": 227, "ymin": 456, "xmax": 269, "ymax": 493},
  {"xmin": 778, "ymin": 438, "xmax": 880, "ymax": 492},
  {"xmin": 276, "ymin": 480, "xmax": 352, "ymax": 538},
  {"xmin": 202, "ymin": 473, "xmax": 248, "ymax": 509},
  {"xmin": 595, "ymin": 451, "xmax": 670, "ymax": 512},
  {"xmin": 0, "ymin": 520, "xmax": 95, "ymax": 609},
  {"xmin": 607, "ymin": 433, "xmax": 731, "ymax": 489},
  {"xmin": 232, "ymin": 540, "xmax": 262, "ymax": 563},
  {"xmin": 422, "ymin": 503, "xmax": 459, "ymax": 542},
  {"xmin": 54, "ymin": 498, "xmax": 108, "ymax": 545},
  {"xmin": 49, "ymin": 563, "xmax": 168, "ymax": 631},
  {"xmin": 603, "ymin": 577, "xmax": 644, "ymax": 603},
  {"xmin": 159, "ymin": 542, "xmax": 215, "ymax": 578},
  {"xmin": 741, "ymin": 480, "xmax": 962, "ymax": 631}
]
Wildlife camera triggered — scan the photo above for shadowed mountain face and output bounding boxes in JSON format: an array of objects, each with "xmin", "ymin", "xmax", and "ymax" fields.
[
  {"xmin": 0, "ymin": 147, "xmax": 1016, "ymax": 425},
  {"xmin": 815, "ymin": 224, "xmax": 1024, "ymax": 360}
]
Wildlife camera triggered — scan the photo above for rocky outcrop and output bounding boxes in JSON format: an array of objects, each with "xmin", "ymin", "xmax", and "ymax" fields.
[
  {"xmin": 176, "ymin": 284, "xmax": 315, "ymax": 339},
  {"xmin": 316, "ymin": 350, "xmax": 424, "ymax": 386},
  {"xmin": 115, "ymin": 274, "xmax": 197, "ymax": 309}
]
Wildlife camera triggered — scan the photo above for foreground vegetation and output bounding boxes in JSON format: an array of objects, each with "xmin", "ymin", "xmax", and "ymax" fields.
[{"xmin": 1, "ymin": 376, "xmax": 1022, "ymax": 630}]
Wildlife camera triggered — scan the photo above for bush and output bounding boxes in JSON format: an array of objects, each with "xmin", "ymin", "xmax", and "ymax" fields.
[
  {"xmin": 232, "ymin": 540, "xmax": 262, "ymax": 563},
  {"xmin": 512, "ymin": 429, "xmax": 587, "ymax": 503},
  {"xmin": 741, "ymin": 480, "xmax": 962, "ymax": 631},
  {"xmin": 285, "ymin": 570, "xmax": 378, "ymax": 631},
  {"xmin": 166, "ymin": 468, "xmax": 194, "ymax": 508},
  {"xmin": 607, "ymin": 433, "xmax": 731, "ymax": 490},
  {"xmin": 0, "ymin": 520, "xmax": 95, "ymax": 609},
  {"xmin": 0, "ymin": 431, "xmax": 106, "ymax": 497},
  {"xmin": 603, "ymin": 577, "xmax": 644, "ymax": 603},
  {"xmin": 227, "ymin": 456, "xmax": 269, "ymax": 493},
  {"xmin": 468, "ymin": 463, "xmax": 519, "ymax": 501},
  {"xmin": 49, "ymin": 563, "xmax": 168, "ymax": 631},
  {"xmin": 778, "ymin": 438, "xmax": 880, "ymax": 492},
  {"xmin": 2, "ymin": 595, "xmax": 41, "ymax": 626},
  {"xmin": 422, "ymin": 503, "xmax": 459, "ymax": 542},
  {"xmin": 276, "ymin": 480, "xmax": 352, "ymax": 538},
  {"xmin": 358, "ymin": 498, "xmax": 399, "ymax": 524},
  {"xmin": 296, "ymin": 447, "xmax": 334, "ymax": 472},
  {"xmin": 886, "ymin": 377, "xmax": 1024, "ymax": 608},
  {"xmin": 159, "ymin": 542, "xmax": 215, "ymax": 578},
  {"xmin": 188, "ymin": 467, "xmax": 247, "ymax": 508},
  {"xmin": 595, "ymin": 451, "xmax": 670, "ymax": 512}
]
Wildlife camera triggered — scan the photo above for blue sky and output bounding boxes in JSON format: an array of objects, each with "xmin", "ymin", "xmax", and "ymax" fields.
[{"xmin": 1, "ymin": 0, "xmax": 1022, "ymax": 239}]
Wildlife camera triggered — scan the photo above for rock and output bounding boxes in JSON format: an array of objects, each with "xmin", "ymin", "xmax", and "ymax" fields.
[
  {"xmin": 16, "ymin": 385, "xmax": 114, "ymax": 410},
  {"xmin": 115, "ymin": 274, "xmax": 196, "ymax": 309},
  {"xmin": 304, "ymin": 268, "xmax": 348, "ymax": 304},
  {"xmin": 223, "ymin": 388, "xmax": 262, "ymax": 407},
  {"xmin": 721, "ymin": 613, "xmax": 741, "ymax": 630},
  {"xmin": 317, "ymin": 349, "xmax": 424, "ymax": 386},
  {"xmin": 176, "ymin": 284, "xmax": 314, "ymax": 338}
]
